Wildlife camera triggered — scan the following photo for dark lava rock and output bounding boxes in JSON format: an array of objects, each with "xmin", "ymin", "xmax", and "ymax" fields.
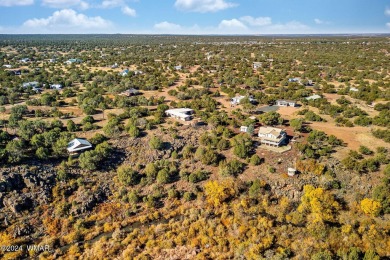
[
  {"xmin": 3, "ymin": 192, "xmax": 33, "ymax": 214},
  {"xmin": 0, "ymin": 172, "xmax": 25, "ymax": 192}
]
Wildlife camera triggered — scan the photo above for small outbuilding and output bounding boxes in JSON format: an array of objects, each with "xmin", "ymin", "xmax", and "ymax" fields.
[
  {"xmin": 67, "ymin": 138, "xmax": 93, "ymax": 153},
  {"xmin": 276, "ymin": 100, "xmax": 296, "ymax": 107},
  {"xmin": 287, "ymin": 168, "xmax": 296, "ymax": 177}
]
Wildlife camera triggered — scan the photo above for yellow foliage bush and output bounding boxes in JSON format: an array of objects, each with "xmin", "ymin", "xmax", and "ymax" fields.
[
  {"xmin": 360, "ymin": 198, "xmax": 381, "ymax": 217},
  {"xmin": 204, "ymin": 179, "xmax": 236, "ymax": 207},
  {"xmin": 296, "ymin": 159, "xmax": 325, "ymax": 175},
  {"xmin": 298, "ymin": 185, "xmax": 340, "ymax": 223}
]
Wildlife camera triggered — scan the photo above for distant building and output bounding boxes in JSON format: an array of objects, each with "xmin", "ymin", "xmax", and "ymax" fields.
[
  {"xmin": 174, "ymin": 65, "xmax": 182, "ymax": 71},
  {"xmin": 287, "ymin": 168, "xmax": 296, "ymax": 177},
  {"xmin": 2, "ymin": 64, "xmax": 12, "ymax": 68},
  {"xmin": 22, "ymin": 81, "xmax": 39, "ymax": 88},
  {"xmin": 350, "ymin": 87, "xmax": 359, "ymax": 92},
  {"xmin": 65, "ymin": 58, "xmax": 82, "ymax": 65},
  {"xmin": 111, "ymin": 63, "xmax": 118, "ymax": 68},
  {"xmin": 231, "ymin": 95, "xmax": 256, "ymax": 105},
  {"xmin": 50, "ymin": 84, "xmax": 63, "ymax": 90},
  {"xmin": 119, "ymin": 69, "xmax": 129, "ymax": 76},
  {"xmin": 119, "ymin": 88, "xmax": 139, "ymax": 97},
  {"xmin": 253, "ymin": 62, "xmax": 262, "ymax": 69},
  {"xmin": 165, "ymin": 108, "xmax": 194, "ymax": 121},
  {"xmin": 49, "ymin": 58, "xmax": 56, "ymax": 63},
  {"xmin": 305, "ymin": 94, "xmax": 321, "ymax": 101},
  {"xmin": 9, "ymin": 70, "xmax": 21, "ymax": 76},
  {"xmin": 258, "ymin": 126, "xmax": 287, "ymax": 147},
  {"xmin": 67, "ymin": 138, "xmax": 93, "ymax": 153},
  {"xmin": 20, "ymin": 58, "xmax": 30, "ymax": 63},
  {"xmin": 240, "ymin": 126, "xmax": 248, "ymax": 133},
  {"xmin": 288, "ymin": 78, "xmax": 300, "ymax": 83},
  {"xmin": 276, "ymin": 100, "xmax": 296, "ymax": 107}
]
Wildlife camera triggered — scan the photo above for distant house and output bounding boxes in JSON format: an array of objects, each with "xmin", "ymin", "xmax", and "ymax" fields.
[
  {"xmin": 2, "ymin": 64, "xmax": 12, "ymax": 68},
  {"xmin": 49, "ymin": 58, "xmax": 56, "ymax": 63},
  {"xmin": 174, "ymin": 65, "xmax": 183, "ymax": 71},
  {"xmin": 350, "ymin": 87, "xmax": 359, "ymax": 92},
  {"xmin": 276, "ymin": 100, "xmax": 296, "ymax": 107},
  {"xmin": 253, "ymin": 62, "xmax": 262, "ymax": 69},
  {"xmin": 287, "ymin": 168, "xmax": 296, "ymax": 177},
  {"xmin": 288, "ymin": 78, "xmax": 300, "ymax": 83},
  {"xmin": 65, "ymin": 58, "xmax": 82, "ymax": 65},
  {"xmin": 231, "ymin": 95, "xmax": 256, "ymax": 105},
  {"xmin": 50, "ymin": 84, "xmax": 63, "ymax": 90},
  {"xmin": 134, "ymin": 70, "xmax": 143, "ymax": 75},
  {"xmin": 22, "ymin": 81, "xmax": 39, "ymax": 88},
  {"xmin": 119, "ymin": 88, "xmax": 139, "ymax": 97},
  {"xmin": 119, "ymin": 69, "xmax": 129, "ymax": 76},
  {"xmin": 305, "ymin": 94, "xmax": 322, "ymax": 101},
  {"xmin": 67, "ymin": 138, "xmax": 93, "ymax": 153},
  {"xmin": 240, "ymin": 126, "xmax": 248, "ymax": 133},
  {"xmin": 165, "ymin": 108, "xmax": 194, "ymax": 121},
  {"xmin": 258, "ymin": 126, "xmax": 287, "ymax": 147},
  {"xmin": 111, "ymin": 63, "xmax": 118, "ymax": 68},
  {"xmin": 9, "ymin": 70, "xmax": 21, "ymax": 76},
  {"xmin": 20, "ymin": 58, "xmax": 30, "ymax": 63}
]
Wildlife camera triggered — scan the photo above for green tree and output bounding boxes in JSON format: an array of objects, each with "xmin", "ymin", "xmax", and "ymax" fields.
[
  {"xmin": 128, "ymin": 125, "xmax": 140, "ymax": 138},
  {"xmin": 260, "ymin": 111, "xmax": 283, "ymax": 126},
  {"xmin": 5, "ymin": 139, "xmax": 24, "ymax": 163},
  {"xmin": 157, "ymin": 168, "xmax": 170, "ymax": 184},
  {"xmin": 250, "ymin": 154, "xmax": 263, "ymax": 165},
  {"xmin": 231, "ymin": 134, "xmax": 253, "ymax": 158},
  {"xmin": 67, "ymin": 120, "xmax": 78, "ymax": 132},
  {"xmin": 36, "ymin": 147, "xmax": 49, "ymax": 160},
  {"xmin": 290, "ymin": 118, "xmax": 304, "ymax": 132}
]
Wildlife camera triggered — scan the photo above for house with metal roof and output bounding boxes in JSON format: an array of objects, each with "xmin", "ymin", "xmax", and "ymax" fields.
[{"xmin": 67, "ymin": 138, "xmax": 93, "ymax": 153}]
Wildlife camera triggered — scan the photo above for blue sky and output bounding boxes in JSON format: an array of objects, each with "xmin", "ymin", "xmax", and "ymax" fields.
[{"xmin": 0, "ymin": 0, "xmax": 389, "ymax": 34}]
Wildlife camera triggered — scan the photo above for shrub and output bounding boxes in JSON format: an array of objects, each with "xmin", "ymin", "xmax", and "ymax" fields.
[
  {"xmin": 117, "ymin": 166, "xmax": 139, "ymax": 186},
  {"xmin": 219, "ymin": 159, "xmax": 245, "ymax": 177},
  {"xmin": 149, "ymin": 136, "xmax": 163, "ymax": 150},
  {"xmin": 157, "ymin": 168, "xmax": 170, "ymax": 184},
  {"xmin": 188, "ymin": 170, "xmax": 209, "ymax": 183},
  {"xmin": 250, "ymin": 154, "xmax": 263, "ymax": 165},
  {"xmin": 360, "ymin": 198, "xmax": 381, "ymax": 217}
]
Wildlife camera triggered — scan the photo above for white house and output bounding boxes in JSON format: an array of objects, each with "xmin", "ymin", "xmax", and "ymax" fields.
[
  {"xmin": 276, "ymin": 100, "xmax": 296, "ymax": 107},
  {"xmin": 20, "ymin": 58, "xmax": 30, "ymax": 63},
  {"xmin": 253, "ymin": 62, "xmax": 262, "ymax": 69},
  {"xmin": 165, "ymin": 108, "xmax": 194, "ymax": 121},
  {"xmin": 288, "ymin": 78, "xmax": 300, "ymax": 83},
  {"xmin": 119, "ymin": 88, "xmax": 139, "ymax": 97},
  {"xmin": 231, "ymin": 95, "xmax": 256, "ymax": 105},
  {"xmin": 287, "ymin": 168, "xmax": 296, "ymax": 177},
  {"xmin": 240, "ymin": 126, "xmax": 248, "ymax": 133},
  {"xmin": 67, "ymin": 138, "xmax": 93, "ymax": 153},
  {"xmin": 305, "ymin": 94, "xmax": 321, "ymax": 101},
  {"xmin": 258, "ymin": 126, "xmax": 287, "ymax": 147},
  {"xmin": 22, "ymin": 81, "xmax": 39, "ymax": 88},
  {"xmin": 50, "ymin": 84, "xmax": 63, "ymax": 90},
  {"xmin": 3, "ymin": 64, "xmax": 12, "ymax": 68},
  {"xmin": 350, "ymin": 87, "xmax": 359, "ymax": 92},
  {"xmin": 65, "ymin": 58, "xmax": 82, "ymax": 65},
  {"xmin": 174, "ymin": 65, "xmax": 182, "ymax": 71}
]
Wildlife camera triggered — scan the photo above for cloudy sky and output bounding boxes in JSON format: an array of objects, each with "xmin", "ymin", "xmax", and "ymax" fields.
[{"xmin": 0, "ymin": 0, "xmax": 389, "ymax": 34}]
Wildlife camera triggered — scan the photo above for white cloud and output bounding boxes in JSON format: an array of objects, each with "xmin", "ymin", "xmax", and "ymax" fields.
[
  {"xmin": 42, "ymin": 0, "xmax": 89, "ymax": 9},
  {"xmin": 154, "ymin": 21, "xmax": 181, "ymax": 31},
  {"xmin": 0, "ymin": 0, "xmax": 33, "ymax": 6},
  {"xmin": 100, "ymin": 0, "xmax": 123, "ymax": 8},
  {"xmin": 314, "ymin": 18, "xmax": 330, "ymax": 25},
  {"xmin": 23, "ymin": 9, "xmax": 112, "ymax": 33},
  {"xmin": 385, "ymin": 7, "xmax": 390, "ymax": 16},
  {"xmin": 122, "ymin": 5, "xmax": 136, "ymax": 17},
  {"xmin": 218, "ymin": 19, "xmax": 247, "ymax": 30},
  {"xmin": 174, "ymin": 0, "xmax": 236, "ymax": 13},
  {"xmin": 387, "ymin": 22, "xmax": 390, "ymax": 29},
  {"xmin": 270, "ymin": 21, "xmax": 309, "ymax": 31},
  {"xmin": 239, "ymin": 16, "xmax": 272, "ymax": 26}
]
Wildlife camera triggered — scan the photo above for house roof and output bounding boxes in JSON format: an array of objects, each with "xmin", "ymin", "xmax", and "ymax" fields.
[
  {"xmin": 276, "ymin": 99, "xmax": 296, "ymax": 103},
  {"xmin": 305, "ymin": 94, "xmax": 321, "ymax": 100},
  {"xmin": 67, "ymin": 138, "xmax": 92, "ymax": 153},
  {"xmin": 258, "ymin": 126, "xmax": 285, "ymax": 136},
  {"xmin": 165, "ymin": 108, "xmax": 194, "ymax": 119}
]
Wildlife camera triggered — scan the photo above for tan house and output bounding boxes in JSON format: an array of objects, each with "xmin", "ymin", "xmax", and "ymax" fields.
[{"xmin": 258, "ymin": 126, "xmax": 287, "ymax": 147}]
